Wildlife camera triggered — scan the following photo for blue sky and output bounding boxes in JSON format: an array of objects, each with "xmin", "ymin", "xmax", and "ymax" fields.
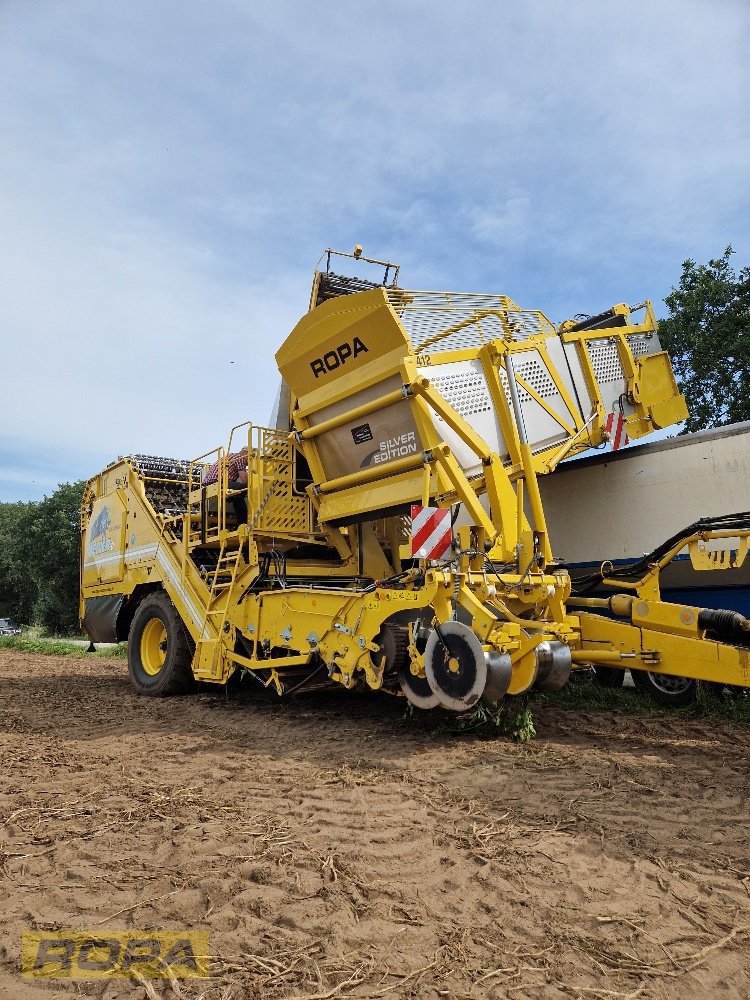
[{"xmin": 1, "ymin": 0, "xmax": 748, "ymax": 501}]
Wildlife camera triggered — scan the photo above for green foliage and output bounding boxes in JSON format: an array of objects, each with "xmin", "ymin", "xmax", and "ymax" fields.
[
  {"xmin": 0, "ymin": 636, "xmax": 126, "ymax": 658},
  {"xmin": 659, "ymin": 247, "xmax": 750, "ymax": 432},
  {"xmin": 0, "ymin": 502, "xmax": 37, "ymax": 623},
  {"xmin": 27, "ymin": 482, "xmax": 86, "ymax": 633},
  {"xmin": 536, "ymin": 672, "xmax": 750, "ymax": 727},
  {"xmin": 456, "ymin": 696, "xmax": 537, "ymax": 742},
  {"xmin": 0, "ymin": 481, "xmax": 85, "ymax": 634}
]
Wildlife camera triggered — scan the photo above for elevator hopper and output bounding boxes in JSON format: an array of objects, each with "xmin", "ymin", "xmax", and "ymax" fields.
[{"xmin": 276, "ymin": 279, "xmax": 687, "ymax": 530}]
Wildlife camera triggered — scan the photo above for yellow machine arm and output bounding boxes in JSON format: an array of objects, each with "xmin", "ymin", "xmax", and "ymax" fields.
[{"xmin": 277, "ymin": 253, "xmax": 687, "ymax": 568}]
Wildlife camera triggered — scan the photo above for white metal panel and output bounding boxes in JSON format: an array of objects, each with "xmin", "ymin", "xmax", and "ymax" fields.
[
  {"xmin": 540, "ymin": 423, "xmax": 750, "ymax": 563},
  {"xmin": 418, "ymin": 360, "xmax": 506, "ymax": 476},
  {"xmin": 498, "ymin": 350, "xmax": 575, "ymax": 454}
]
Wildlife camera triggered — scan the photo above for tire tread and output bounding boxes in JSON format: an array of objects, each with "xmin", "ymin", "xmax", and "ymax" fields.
[{"xmin": 128, "ymin": 591, "xmax": 195, "ymax": 697}]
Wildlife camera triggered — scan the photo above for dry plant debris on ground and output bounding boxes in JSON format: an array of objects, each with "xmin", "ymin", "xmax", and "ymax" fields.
[{"xmin": 0, "ymin": 650, "xmax": 748, "ymax": 999}]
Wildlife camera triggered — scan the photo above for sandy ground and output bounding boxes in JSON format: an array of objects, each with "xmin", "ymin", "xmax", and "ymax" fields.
[{"xmin": 0, "ymin": 651, "xmax": 748, "ymax": 1000}]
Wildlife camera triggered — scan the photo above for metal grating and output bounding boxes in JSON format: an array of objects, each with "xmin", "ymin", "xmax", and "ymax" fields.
[
  {"xmin": 628, "ymin": 335, "xmax": 656, "ymax": 358},
  {"xmin": 586, "ymin": 339, "xmax": 624, "ymax": 384},
  {"xmin": 128, "ymin": 454, "xmax": 192, "ymax": 514},
  {"xmin": 506, "ymin": 310, "xmax": 554, "ymax": 339},
  {"xmin": 385, "ymin": 289, "xmax": 556, "ymax": 354},
  {"xmin": 251, "ymin": 429, "xmax": 312, "ymax": 535},
  {"xmin": 314, "ymin": 271, "xmax": 383, "ymax": 307},
  {"xmin": 259, "ymin": 484, "xmax": 311, "ymax": 534},
  {"xmin": 429, "ymin": 371, "xmax": 494, "ymax": 418}
]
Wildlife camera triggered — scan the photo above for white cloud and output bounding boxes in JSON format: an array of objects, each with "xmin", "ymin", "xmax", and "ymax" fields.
[
  {"xmin": 470, "ymin": 193, "xmax": 532, "ymax": 245},
  {"xmin": 0, "ymin": 0, "xmax": 748, "ymax": 497}
]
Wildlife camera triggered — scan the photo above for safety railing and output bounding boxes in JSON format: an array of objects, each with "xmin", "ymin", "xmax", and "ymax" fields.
[{"xmin": 248, "ymin": 426, "xmax": 313, "ymax": 537}]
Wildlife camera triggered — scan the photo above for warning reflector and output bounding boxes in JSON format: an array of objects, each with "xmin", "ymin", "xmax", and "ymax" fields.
[
  {"xmin": 605, "ymin": 410, "xmax": 629, "ymax": 451},
  {"xmin": 411, "ymin": 505, "xmax": 453, "ymax": 561}
]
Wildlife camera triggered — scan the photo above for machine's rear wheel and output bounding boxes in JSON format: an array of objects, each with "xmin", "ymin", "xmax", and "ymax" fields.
[
  {"xmin": 631, "ymin": 669, "xmax": 697, "ymax": 706},
  {"xmin": 128, "ymin": 592, "xmax": 195, "ymax": 696}
]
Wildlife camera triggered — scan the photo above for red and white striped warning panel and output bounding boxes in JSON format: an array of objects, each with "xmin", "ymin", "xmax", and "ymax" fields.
[
  {"xmin": 410, "ymin": 505, "xmax": 453, "ymax": 561},
  {"xmin": 605, "ymin": 410, "xmax": 629, "ymax": 451}
]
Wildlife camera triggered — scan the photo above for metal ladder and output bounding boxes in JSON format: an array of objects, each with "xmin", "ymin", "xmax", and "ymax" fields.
[{"xmin": 200, "ymin": 540, "xmax": 244, "ymax": 643}]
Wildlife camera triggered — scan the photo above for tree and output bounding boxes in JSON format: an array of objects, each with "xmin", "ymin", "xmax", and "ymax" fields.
[
  {"xmin": 0, "ymin": 481, "xmax": 85, "ymax": 633},
  {"xmin": 658, "ymin": 247, "xmax": 750, "ymax": 433},
  {"xmin": 0, "ymin": 501, "xmax": 37, "ymax": 623},
  {"xmin": 26, "ymin": 482, "xmax": 86, "ymax": 634}
]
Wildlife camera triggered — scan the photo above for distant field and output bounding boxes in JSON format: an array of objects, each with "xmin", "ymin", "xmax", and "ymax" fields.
[{"xmin": 0, "ymin": 635, "xmax": 126, "ymax": 658}]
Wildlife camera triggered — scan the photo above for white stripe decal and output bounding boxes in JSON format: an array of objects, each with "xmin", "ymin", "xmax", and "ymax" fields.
[
  {"xmin": 83, "ymin": 553, "xmax": 122, "ymax": 568},
  {"xmin": 125, "ymin": 543, "xmax": 159, "ymax": 561},
  {"xmin": 155, "ymin": 549, "xmax": 210, "ymax": 639},
  {"xmin": 84, "ymin": 542, "xmax": 159, "ymax": 569},
  {"xmin": 84, "ymin": 538, "xmax": 210, "ymax": 641},
  {"xmin": 419, "ymin": 520, "xmax": 453, "ymax": 560}
]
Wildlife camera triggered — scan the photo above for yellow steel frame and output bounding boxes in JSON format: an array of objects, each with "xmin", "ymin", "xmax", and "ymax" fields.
[
  {"xmin": 79, "ymin": 268, "xmax": 748, "ymax": 704},
  {"xmin": 567, "ymin": 526, "xmax": 750, "ymax": 684}
]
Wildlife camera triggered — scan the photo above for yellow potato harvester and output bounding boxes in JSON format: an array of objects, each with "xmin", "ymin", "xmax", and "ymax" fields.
[{"xmin": 80, "ymin": 249, "xmax": 750, "ymax": 709}]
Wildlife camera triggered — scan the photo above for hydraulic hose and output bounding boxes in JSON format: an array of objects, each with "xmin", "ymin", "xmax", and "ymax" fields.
[{"xmin": 570, "ymin": 512, "xmax": 750, "ymax": 594}]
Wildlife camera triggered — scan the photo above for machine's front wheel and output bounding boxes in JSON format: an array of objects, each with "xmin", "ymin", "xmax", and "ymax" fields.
[
  {"xmin": 630, "ymin": 669, "xmax": 697, "ymax": 707},
  {"xmin": 128, "ymin": 592, "xmax": 195, "ymax": 696},
  {"xmin": 593, "ymin": 665, "xmax": 626, "ymax": 688}
]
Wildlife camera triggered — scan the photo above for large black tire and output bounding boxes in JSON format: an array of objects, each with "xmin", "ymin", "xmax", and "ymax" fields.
[
  {"xmin": 593, "ymin": 665, "xmax": 626, "ymax": 688},
  {"xmin": 127, "ymin": 592, "xmax": 195, "ymax": 696},
  {"xmin": 630, "ymin": 668, "xmax": 697, "ymax": 707}
]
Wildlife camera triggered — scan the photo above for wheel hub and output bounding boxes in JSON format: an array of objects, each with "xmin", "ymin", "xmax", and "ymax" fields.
[
  {"xmin": 140, "ymin": 619, "xmax": 168, "ymax": 676},
  {"xmin": 649, "ymin": 672, "xmax": 694, "ymax": 694}
]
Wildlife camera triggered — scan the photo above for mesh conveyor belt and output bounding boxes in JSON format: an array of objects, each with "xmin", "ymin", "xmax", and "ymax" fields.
[
  {"xmin": 127, "ymin": 454, "xmax": 193, "ymax": 515},
  {"xmin": 313, "ymin": 272, "xmax": 556, "ymax": 352},
  {"xmin": 314, "ymin": 271, "xmax": 384, "ymax": 306}
]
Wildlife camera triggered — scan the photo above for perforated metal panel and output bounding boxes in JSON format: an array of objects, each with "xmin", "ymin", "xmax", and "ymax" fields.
[
  {"xmin": 496, "ymin": 355, "xmax": 557, "ymax": 408},
  {"xmin": 498, "ymin": 369, "xmax": 520, "ymax": 408},
  {"xmin": 429, "ymin": 370, "xmax": 493, "ymax": 418},
  {"xmin": 586, "ymin": 340, "xmax": 624, "ymax": 384},
  {"xmin": 513, "ymin": 356, "xmax": 558, "ymax": 399},
  {"xmin": 628, "ymin": 335, "xmax": 657, "ymax": 358}
]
